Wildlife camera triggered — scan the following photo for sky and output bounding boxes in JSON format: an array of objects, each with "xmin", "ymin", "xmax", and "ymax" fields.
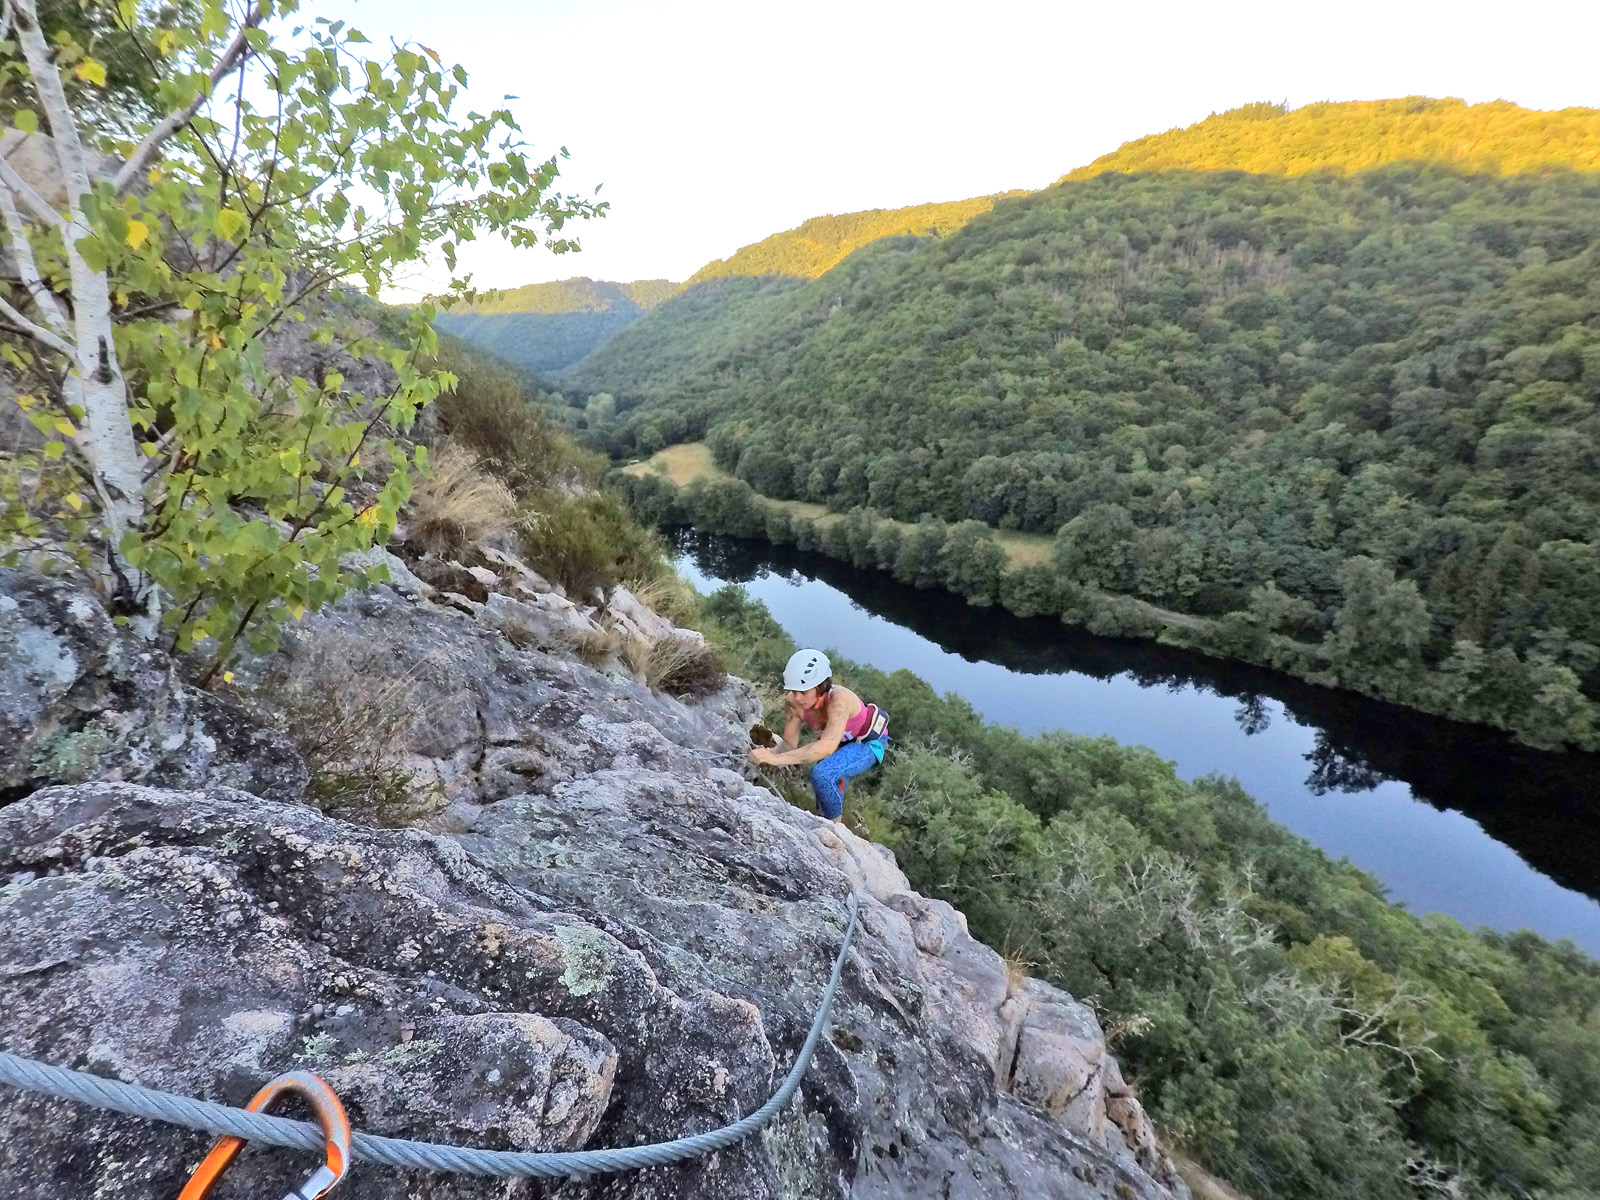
[{"xmin": 314, "ymin": 0, "xmax": 1600, "ymax": 293}]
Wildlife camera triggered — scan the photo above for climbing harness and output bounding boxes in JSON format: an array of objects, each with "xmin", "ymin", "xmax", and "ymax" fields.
[
  {"xmin": 0, "ymin": 893, "xmax": 859, "ymax": 1182},
  {"xmin": 177, "ymin": 1069, "xmax": 351, "ymax": 1200}
]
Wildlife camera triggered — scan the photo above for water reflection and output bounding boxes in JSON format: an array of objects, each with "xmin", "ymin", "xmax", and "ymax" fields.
[
  {"xmin": 674, "ymin": 529, "xmax": 1600, "ymax": 951},
  {"xmin": 1234, "ymin": 696, "xmax": 1272, "ymax": 738}
]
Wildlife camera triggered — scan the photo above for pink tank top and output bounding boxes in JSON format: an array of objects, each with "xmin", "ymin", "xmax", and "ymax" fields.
[{"xmin": 803, "ymin": 695, "xmax": 872, "ymax": 741}]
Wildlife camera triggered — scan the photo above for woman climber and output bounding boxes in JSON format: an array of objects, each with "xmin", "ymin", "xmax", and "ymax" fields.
[{"xmin": 748, "ymin": 649, "xmax": 888, "ymax": 821}]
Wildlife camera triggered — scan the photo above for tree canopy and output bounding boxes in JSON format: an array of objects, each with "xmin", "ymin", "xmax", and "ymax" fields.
[
  {"xmin": 684, "ymin": 193, "xmax": 1021, "ymax": 284},
  {"xmin": 1062, "ymin": 97, "xmax": 1600, "ymax": 180}
]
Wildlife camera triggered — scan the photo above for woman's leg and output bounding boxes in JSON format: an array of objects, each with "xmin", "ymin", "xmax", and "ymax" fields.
[{"xmin": 809, "ymin": 741, "xmax": 879, "ymax": 820}]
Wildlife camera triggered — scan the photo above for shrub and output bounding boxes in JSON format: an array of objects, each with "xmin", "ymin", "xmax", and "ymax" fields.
[
  {"xmin": 430, "ymin": 338, "xmax": 602, "ymax": 497},
  {"xmin": 405, "ymin": 444, "xmax": 516, "ymax": 558},
  {"xmin": 519, "ymin": 492, "xmax": 665, "ymax": 597},
  {"xmin": 255, "ymin": 655, "xmax": 442, "ymax": 827}
]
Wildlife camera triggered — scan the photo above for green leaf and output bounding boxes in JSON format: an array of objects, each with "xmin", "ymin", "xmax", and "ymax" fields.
[
  {"xmin": 12, "ymin": 109, "xmax": 37, "ymax": 134},
  {"xmin": 74, "ymin": 235, "xmax": 108, "ymax": 273},
  {"xmin": 214, "ymin": 207, "xmax": 249, "ymax": 242}
]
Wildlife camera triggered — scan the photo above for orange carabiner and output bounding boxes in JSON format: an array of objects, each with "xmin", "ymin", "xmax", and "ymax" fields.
[{"xmin": 177, "ymin": 1069, "xmax": 352, "ymax": 1200}]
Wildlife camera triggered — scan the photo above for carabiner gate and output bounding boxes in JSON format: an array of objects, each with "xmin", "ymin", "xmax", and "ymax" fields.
[{"xmin": 176, "ymin": 1069, "xmax": 352, "ymax": 1200}]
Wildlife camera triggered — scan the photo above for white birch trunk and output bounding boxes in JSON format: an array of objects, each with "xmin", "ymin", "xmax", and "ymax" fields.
[{"xmin": 11, "ymin": 0, "xmax": 149, "ymax": 587}]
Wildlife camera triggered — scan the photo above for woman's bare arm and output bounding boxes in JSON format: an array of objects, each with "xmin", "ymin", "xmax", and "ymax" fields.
[{"xmin": 770, "ymin": 687, "xmax": 858, "ymax": 767}]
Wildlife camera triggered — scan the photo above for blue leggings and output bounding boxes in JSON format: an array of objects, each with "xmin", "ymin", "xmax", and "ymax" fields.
[{"xmin": 809, "ymin": 740, "xmax": 883, "ymax": 820}]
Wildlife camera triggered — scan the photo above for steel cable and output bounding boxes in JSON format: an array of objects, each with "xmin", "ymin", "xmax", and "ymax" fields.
[{"xmin": 0, "ymin": 892, "xmax": 859, "ymax": 1179}]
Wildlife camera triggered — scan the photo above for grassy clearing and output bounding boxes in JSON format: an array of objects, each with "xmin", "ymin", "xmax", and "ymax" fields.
[
  {"xmin": 624, "ymin": 442, "xmax": 720, "ymax": 487},
  {"xmin": 625, "ymin": 442, "xmax": 1050, "ymax": 561}
]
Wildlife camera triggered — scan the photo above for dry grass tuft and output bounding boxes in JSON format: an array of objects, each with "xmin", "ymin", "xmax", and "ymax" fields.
[
  {"xmin": 645, "ymin": 633, "xmax": 726, "ymax": 697},
  {"xmin": 622, "ymin": 574, "xmax": 701, "ymax": 628},
  {"xmin": 617, "ymin": 632, "xmax": 652, "ymax": 678},
  {"xmin": 568, "ymin": 624, "xmax": 623, "ymax": 667},
  {"xmin": 609, "ymin": 629, "xmax": 726, "ymax": 697},
  {"xmin": 406, "ymin": 443, "xmax": 515, "ymax": 558},
  {"xmin": 259, "ymin": 654, "xmax": 443, "ymax": 827},
  {"xmin": 624, "ymin": 576, "xmax": 700, "ymax": 630},
  {"xmin": 1002, "ymin": 949, "xmax": 1037, "ymax": 997}
]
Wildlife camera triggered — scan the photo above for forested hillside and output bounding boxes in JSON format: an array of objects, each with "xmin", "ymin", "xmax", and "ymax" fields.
[
  {"xmin": 1064, "ymin": 97, "xmax": 1600, "ymax": 180},
  {"xmin": 684, "ymin": 194, "xmax": 1020, "ymax": 283},
  {"xmin": 438, "ymin": 197, "xmax": 1018, "ymax": 373},
  {"xmin": 573, "ymin": 100, "xmax": 1600, "ymax": 747},
  {"xmin": 443, "ymin": 277, "xmax": 678, "ymax": 314},
  {"xmin": 434, "ymin": 277, "xmax": 676, "ymax": 373}
]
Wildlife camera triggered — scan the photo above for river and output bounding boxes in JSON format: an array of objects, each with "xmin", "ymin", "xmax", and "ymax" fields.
[{"xmin": 672, "ymin": 528, "xmax": 1600, "ymax": 956}]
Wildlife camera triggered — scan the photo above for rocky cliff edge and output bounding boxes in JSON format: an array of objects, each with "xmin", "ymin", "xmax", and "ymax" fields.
[{"xmin": 0, "ymin": 559, "xmax": 1189, "ymax": 1200}]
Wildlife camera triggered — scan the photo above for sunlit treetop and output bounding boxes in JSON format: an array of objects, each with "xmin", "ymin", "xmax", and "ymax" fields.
[
  {"xmin": 685, "ymin": 193, "xmax": 1025, "ymax": 284},
  {"xmin": 443, "ymin": 277, "xmax": 677, "ymax": 315},
  {"xmin": 1062, "ymin": 97, "xmax": 1600, "ymax": 182}
]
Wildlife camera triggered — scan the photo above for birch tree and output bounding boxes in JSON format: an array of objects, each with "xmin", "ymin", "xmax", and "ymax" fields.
[{"xmin": 0, "ymin": 0, "xmax": 600, "ymax": 672}]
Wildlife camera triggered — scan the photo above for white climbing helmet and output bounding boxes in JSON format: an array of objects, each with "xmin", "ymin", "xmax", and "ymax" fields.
[{"xmin": 783, "ymin": 648, "xmax": 832, "ymax": 692}]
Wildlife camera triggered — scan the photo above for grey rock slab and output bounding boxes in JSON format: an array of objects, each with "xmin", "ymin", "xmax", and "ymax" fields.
[
  {"xmin": 0, "ymin": 561, "xmax": 1186, "ymax": 1200},
  {"xmin": 0, "ymin": 570, "xmax": 308, "ymax": 805},
  {"xmin": 0, "ymin": 782, "xmax": 762, "ymax": 1199}
]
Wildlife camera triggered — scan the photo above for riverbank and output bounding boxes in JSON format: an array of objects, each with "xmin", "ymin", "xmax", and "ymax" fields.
[
  {"xmin": 673, "ymin": 528, "xmax": 1600, "ymax": 952},
  {"xmin": 616, "ymin": 445, "xmax": 1599, "ymax": 751}
]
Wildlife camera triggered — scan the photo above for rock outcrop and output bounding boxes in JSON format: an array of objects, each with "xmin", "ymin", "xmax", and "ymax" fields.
[
  {"xmin": 0, "ymin": 562, "xmax": 1188, "ymax": 1200},
  {"xmin": 0, "ymin": 569, "xmax": 308, "ymax": 805}
]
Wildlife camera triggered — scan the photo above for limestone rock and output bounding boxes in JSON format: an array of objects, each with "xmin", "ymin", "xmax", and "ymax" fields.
[
  {"xmin": 0, "ymin": 783, "xmax": 667, "ymax": 1198},
  {"xmin": 1005, "ymin": 978, "xmax": 1111, "ymax": 1143},
  {"xmin": 340, "ymin": 546, "xmax": 430, "ymax": 601},
  {"xmin": 480, "ymin": 592, "xmax": 593, "ymax": 652}
]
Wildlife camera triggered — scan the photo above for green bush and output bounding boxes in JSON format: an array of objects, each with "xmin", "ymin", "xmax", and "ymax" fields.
[
  {"xmin": 518, "ymin": 492, "xmax": 666, "ymax": 598},
  {"xmin": 430, "ymin": 337, "xmax": 604, "ymax": 499}
]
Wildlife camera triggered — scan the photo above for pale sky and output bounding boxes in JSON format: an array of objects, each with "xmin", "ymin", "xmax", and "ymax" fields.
[{"xmin": 314, "ymin": 0, "xmax": 1600, "ymax": 293}]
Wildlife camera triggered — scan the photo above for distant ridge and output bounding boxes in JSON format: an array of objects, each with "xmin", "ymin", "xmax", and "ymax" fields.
[
  {"xmin": 442, "ymin": 277, "xmax": 678, "ymax": 316},
  {"xmin": 1063, "ymin": 97, "xmax": 1600, "ymax": 181},
  {"xmin": 435, "ymin": 278, "xmax": 678, "ymax": 375},
  {"xmin": 684, "ymin": 194, "xmax": 1026, "ymax": 284}
]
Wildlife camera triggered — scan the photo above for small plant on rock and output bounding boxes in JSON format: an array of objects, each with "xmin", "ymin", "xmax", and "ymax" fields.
[
  {"xmin": 644, "ymin": 633, "xmax": 726, "ymax": 697},
  {"xmin": 257, "ymin": 652, "xmax": 442, "ymax": 827}
]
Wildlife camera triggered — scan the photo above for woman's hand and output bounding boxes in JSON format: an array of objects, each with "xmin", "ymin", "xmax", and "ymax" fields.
[{"xmin": 749, "ymin": 747, "xmax": 779, "ymax": 767}]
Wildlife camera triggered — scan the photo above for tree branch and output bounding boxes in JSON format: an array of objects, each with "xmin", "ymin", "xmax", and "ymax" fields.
[
  {"xmin": 0, "ymin": 177, "xmax": 69, "ymax": 334},
  {"xmin": 111, "ymin": 1, "xmax": 270, "ymax": 194},
  {"xmin": 0, "ymin": 292, "xmax": 72, "ymax": 355},
  {"xmin": 0, "ymin": 154, "xmax": 64, "ymax": 229},
  {"xmin": 13, "ymin": 0, "xmax": 150, "ymax": 602}
]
